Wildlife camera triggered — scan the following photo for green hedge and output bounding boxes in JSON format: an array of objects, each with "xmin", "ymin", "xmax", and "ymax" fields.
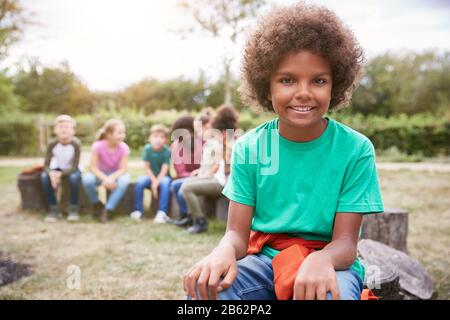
[
  {"xmin": 0, "ymin": 110, "xmax": 448, "ymax": 157},
  {"xmin": 0, "ymin": 114, "xmax": 40, "ymax": 156}
]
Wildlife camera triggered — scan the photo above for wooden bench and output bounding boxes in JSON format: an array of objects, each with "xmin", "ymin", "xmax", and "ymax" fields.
[{"xmin": 17, "ymin": 171, "xmax": 230, "ymax": 220}]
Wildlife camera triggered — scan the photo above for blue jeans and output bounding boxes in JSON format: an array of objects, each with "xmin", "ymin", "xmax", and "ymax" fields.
[
  {"xmin": 40, "ymin": 170, "xmax": 81, "ymax": 207},
  {"xmin": 134, "ymin": 175, "xmax": 172, "ymax": 214},
  {"xmin": 170, "ymin": 177, "xmax": 189, "ymax": 216},
  {"xmin": 82, "ymin": 172, "xmax": 130, "ymax": 211},
  {"xmin": 190, "ymin": 254, "xmax": 363, "ymax": 300}
]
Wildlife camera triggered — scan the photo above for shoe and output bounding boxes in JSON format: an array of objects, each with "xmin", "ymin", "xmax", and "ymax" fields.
[
  {"xmin": 130, "ymin": 210, "xmax": 143, "ymax": 221},
  {"xmin": 100, "ymin": 208, "xmax": 109, "ymax": 223},
  {"xmin": 167, "ymin": 214, "xmax": 193, "ymax": 227},
  {"xmin": 45, "ymin": 205, "xmax": 61, "ymax": 222},
  {"xmin": 187, "ymin": 218, "xmax": 208, "ymax": 234},
  {"xmin": 92, "ymin": 201, "xmax": 104, "ymax": 217},
  {"xmin": 153, "ymin": 210, "xmax": 168, "ymax": 224},
  {"xmin": 67, "ymin": 205, "xmax": 80, "ymax": 222}
]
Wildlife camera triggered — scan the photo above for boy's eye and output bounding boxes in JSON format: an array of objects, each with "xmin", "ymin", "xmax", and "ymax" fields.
[
  {"xmin": 313, "ymin": 78, "xmax": 327, "ymax": 85},
  {"xmin": 279, "ymin": 77, "xmax": 294, "ymax": 84}
]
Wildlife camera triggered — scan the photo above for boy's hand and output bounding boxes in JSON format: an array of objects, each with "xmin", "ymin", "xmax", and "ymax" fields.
[
  {"xmin": 190, "ymin": 169, "xmax": 199, "ymax": 176},
  {"xmin": 151, "ymin": 178, "xmax": 160, "ymax": 198},
  {"xmin": 49, "ymin": 171, "xmax": 62, "ymax": 189},
  {"xmin": 293, "ymin": 251, "xmax": 340, "ymax": 300},
  {"xmin": 184, "ymin": 244, "xmax": 237, "ymax": 300}
]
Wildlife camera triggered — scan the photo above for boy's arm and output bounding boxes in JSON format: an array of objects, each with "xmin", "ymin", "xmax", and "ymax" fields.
[
  {"xmin": 218, "ymin": 201, "xmax": 253, "ymax": 259},
  {"xmin": 294, "ymin": 212, "xmax": 362, "ymax": 300},
  {"xmin": 157, "ymin": 163, "xmax": 169, "ymax": 180},
  {"xmin": 144, "ymin": 162, "xmax": 157, "ymax": 180},
  {"xmin": 184, "ymin": 201, "xmax": 253, "ymax": 300},
  {"xmin": 319, "ymin": 212, "xmax": 362, "ymax": 269},
  {"xmin": 61, "ymin": 139, "xmax": 81, "ymax": 177},
  {"xmin": 43, "ymin": 141, "xmax": 56, "ymax": 172}
]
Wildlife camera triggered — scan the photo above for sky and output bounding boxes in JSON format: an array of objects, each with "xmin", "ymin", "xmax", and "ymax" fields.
[{"xmin": 3, "ymin": 0, "xmax": 450, "ymax": 92}]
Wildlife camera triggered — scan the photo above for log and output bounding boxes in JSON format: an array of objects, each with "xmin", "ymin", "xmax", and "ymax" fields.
[
  {"xmin": 358, "ymin": 239, "xmax": 435, "ymax": 300},
  {"xmin": 201, "ymin": 196, "xmax": 229, "ymax": 221},
  {"xmin": 17, "ymin": 171, "xmax": 47, "ymax": 211},
  {"xmin": 361, "ymin": 207, "xmax": 408, "ymax": 253}
]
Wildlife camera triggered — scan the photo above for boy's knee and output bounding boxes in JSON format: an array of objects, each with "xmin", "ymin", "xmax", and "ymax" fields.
[
  {"xmin": 40, "ymin": 171, "xmax": 49, "ymax": 182},
  {"xmin": 326, "ymin": 270, "xmax": 362, "ymax": 300},
  {"xmin": 136, "ymin": 176, "xmax": 149, "ymax": 188},
  {"xmin": 160, "ymin": 176, "xmax": 171, "ymax": 186},
  {"xmin": 82, "ymin": 173, "xmax": 95, "ymax": 186},
  {"xmin": 69, "ymin": 172, "xmax": 81, "ymax": 183}
]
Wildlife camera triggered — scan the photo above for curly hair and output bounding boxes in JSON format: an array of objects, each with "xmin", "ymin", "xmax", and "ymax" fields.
[
  {"xmin": 211, "ymin": 104, "xmax": 239, "ymax": 131},
  {"xmin": 171, "ymin": 115, "xmax": 195, "ymax": 133},
  {"xmin": 239, "ymin": 2, "xmax": 365, "ymax": 112}
]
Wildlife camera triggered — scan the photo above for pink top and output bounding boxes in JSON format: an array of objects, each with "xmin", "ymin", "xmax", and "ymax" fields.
[
  {"xmin": 171, "ymin": 137, "xmax": 203, "ymax": 178},
  {"xmin": 92, "ymin": 140, "xmax": 130, "ymax": 173}
]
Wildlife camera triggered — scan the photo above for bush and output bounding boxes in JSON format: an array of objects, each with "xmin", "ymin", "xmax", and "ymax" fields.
[
  {"xmin": 0, "ymin": 114, "xmax": 40, "ymax": 156},
  {"xmin": 1, "ymin": 110, "xmax": 449, "ymax": 158}
]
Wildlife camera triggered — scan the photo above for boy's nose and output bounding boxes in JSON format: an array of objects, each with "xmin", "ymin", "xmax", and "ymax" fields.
[{"xmin": 293, "ymin": 83, "xmax": 313, "ymax": 100}]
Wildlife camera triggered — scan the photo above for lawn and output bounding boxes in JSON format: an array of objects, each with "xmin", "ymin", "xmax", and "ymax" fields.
[{"xmin": 0, "ymin": 166, "xmax": 448, "ymax": 299}]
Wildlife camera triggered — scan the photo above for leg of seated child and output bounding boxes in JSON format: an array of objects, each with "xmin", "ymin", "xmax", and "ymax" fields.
[
  {"xmin": 40, "ymin": 171, "xmax": 58, "ymax": 207},
  {"xmin": 105, "ymin": 173, "xmax": 130, "ymax": 211},
  {"xmin": 68, "ymin": 171, "xmax": 81, "ymax": 207},
  {"xmin": 134, "ymin": 175, "xmax": 151, "ymax": 214},
  {"xmin": 325, "ymin": 269, "xmax": 363, "ymax": 300},
  {"xmin": 158, "ymin": 176, "xmax": 172, "ymax": 214},
  {"xmin": 82, "ymin": 172, "xmax": 101, "ymax": 204},
  {"xmin": 171, "ymin": 178, "xmax": 188, "ymax": 216},
  {"xmin": 67, "ymin": 171, "xmax": 81, "ymax": 221}
]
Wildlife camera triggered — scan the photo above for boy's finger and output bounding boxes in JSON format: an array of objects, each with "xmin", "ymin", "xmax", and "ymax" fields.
[
  {"xmin": 207, "ymin": 269, "xmax": 222, "ymax": 300},
  {"xmin": 184, "ymin": 267, "xmax": 201, "ymax": 300},
  {"xmin": 218, "ymin": 263, "xmax": 237, "ymax": 291},
  {"xmin": 197, "ymin": 267, "xmax": 211, "ymax": 300},
  {"xmin": 304, "ymin": 283, "xmax": 316, "ymax": 300},
  {"xmin": 293, "ymin": 283, "xmax": 305, "ymax": 300},
  {"xmin": 316, "ymin": 284, "xmax": 327, "ymax": 300}
]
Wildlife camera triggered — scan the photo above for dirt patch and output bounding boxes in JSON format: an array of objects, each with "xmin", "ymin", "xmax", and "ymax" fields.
[{"xmin": 0, "ymin": 253, "xmax": 33, "ymax": 287}]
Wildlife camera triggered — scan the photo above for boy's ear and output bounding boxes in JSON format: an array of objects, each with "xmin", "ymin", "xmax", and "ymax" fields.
[{"xmin": 267, "ymin": 92, "xmax": 272, "ymax": 101}]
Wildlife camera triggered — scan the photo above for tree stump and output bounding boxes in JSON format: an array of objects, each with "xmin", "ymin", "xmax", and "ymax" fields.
[
  {"xmin": 201, "ymin": 196, "xmax": 229, "ymax": 221},
  {"xmin": 361, "ymin": 207, "xmax": 408, "ymax": 253},
  {"xmin": 358, "ymin": 239, "xmax": 435, "ymax": 300},
  {"xmin": 17, "ymin": 171, "xmax": 47, "ymax": 211}
]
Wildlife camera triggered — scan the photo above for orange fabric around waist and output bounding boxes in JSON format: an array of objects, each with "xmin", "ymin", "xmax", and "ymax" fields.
[{"xmin": 246, "ymin": 230, "xmax": 378, "ymax": 300}]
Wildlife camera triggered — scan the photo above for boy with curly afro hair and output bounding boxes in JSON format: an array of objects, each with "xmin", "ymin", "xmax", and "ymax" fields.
[{"xmin": 184, "ymin": 2, "xmax": 384, "ymax": 300}]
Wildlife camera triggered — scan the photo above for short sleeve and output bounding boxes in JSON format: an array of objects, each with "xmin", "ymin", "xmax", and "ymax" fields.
[
  {"xmin": 163, "ymin": 148, "xmax": 171, "ymax": 165},
  {"xmin": 222, "ymin": 138, "xmax": 256, "ymax": 207},
  {"xmin": 91, "ymin": 141, "xmax": 101, "ymax": 155},
  {"xmin": 121, "ymin": 142, "xmax": 130, "ymax": 156},
  {"xmin": 142, "ymin": 145, "xmax": 150, "ymax": 162},
  {"xmin": 336, "ymin": 140, "xmax": 384, "ymax": 214}
]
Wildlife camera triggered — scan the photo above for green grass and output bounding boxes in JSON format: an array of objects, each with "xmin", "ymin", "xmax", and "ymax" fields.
[
  {"xmin": 0, "ymin": 165, "xmax": 449, "ymax": 299},
  {"xmin": 0, "ymin": 167, "xmax": 25, "ymax": 185}
]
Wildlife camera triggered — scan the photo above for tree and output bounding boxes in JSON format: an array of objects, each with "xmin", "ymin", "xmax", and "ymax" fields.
[
  {"xmin": 178, "ymin": 0, "xmax": 266, "ymax": 104},
  {"xmin": 0, "ymin": 72, "xmax": 20, "ymax": 114},
  {"xmin": 351, "ymin": 51, "xmax": 450, "ymax": 117},
  {"xmin": 0, "ymin": 0, "xmax": 27, "ymax": 60},
  {"xmin": 13, "ymin": 59, "xmax": 93, "ymax": 114}
]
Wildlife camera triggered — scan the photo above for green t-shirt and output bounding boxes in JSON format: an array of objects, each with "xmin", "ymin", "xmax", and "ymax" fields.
[
  {"xmin": 222, "ymin": 117, "xmax": 384, "ymax": 282},
  {"xmin": 142, "ymin": 144, "xmax": 171, "ymax": 176}
]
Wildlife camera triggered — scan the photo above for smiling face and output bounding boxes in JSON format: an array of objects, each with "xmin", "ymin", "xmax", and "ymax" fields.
[
  {"xmin": 108, "ymin": 124, "xmax": 126, "ymax": 145},
  {"xmin": 269, "ymin": 50, "xmax": 332, "ymax": 141},
  {"xmin": 54, "ymin": 121, "xmax": 75, "ymax": 143},
  {"xmin": 149, "ymin": 131, "xmax": 167, "ymax": 150}
]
